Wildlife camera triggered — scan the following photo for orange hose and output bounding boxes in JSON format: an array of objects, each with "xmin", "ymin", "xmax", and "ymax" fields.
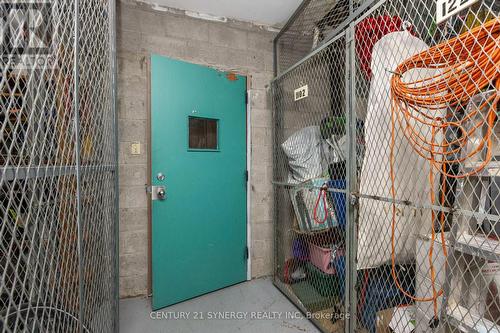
[{"xmin": 389, "ymin": 17, "xmax": 500, "ymax": 317}]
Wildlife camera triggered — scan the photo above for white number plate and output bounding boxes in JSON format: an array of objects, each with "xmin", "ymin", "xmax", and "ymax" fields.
[
  {"xmin": 294, "ymin": 85, "xmax": 308, "ymax": 102},
  {"xmin": 436, "ymin": 0, "xmax": 479, "ymax": 24}
]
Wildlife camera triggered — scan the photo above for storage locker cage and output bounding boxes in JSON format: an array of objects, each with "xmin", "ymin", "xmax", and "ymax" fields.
[
  {"xmin": 272, "ymin": 0, "xmax": 500, "ymax": 333},
  {"xmin": 0, "ymin": 0, "xmax": 118, "ymax": 332}
]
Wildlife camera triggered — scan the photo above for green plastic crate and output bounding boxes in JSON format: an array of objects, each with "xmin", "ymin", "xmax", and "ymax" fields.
[
  {"xmin": 306, "ymin": 262, "xmax": 340, "ymax": 298},
  {"xmin": 290, "ymin": 280, "xmax": 336, "ymax": 313}
]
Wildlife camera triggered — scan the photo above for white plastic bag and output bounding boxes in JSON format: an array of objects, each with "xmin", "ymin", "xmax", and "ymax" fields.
[{"xmin": 282, "ymin": 126, "xmax": 325, "ymax": 184}]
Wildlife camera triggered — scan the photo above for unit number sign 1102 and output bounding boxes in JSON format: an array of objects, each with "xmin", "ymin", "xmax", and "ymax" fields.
[{"xmin": 436, "ymin": 0, "xmax": 479, "ymax": 24}]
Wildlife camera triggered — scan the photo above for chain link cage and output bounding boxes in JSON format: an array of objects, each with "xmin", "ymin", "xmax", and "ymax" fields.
[
  {"xmin": 275, "ymin": 0, "xmax": 372, "ymax": 75},
  {"xmin": 272, "ymin": 0, "xmax": 500, "ymax": 332},
  {"xmin": 0, "ymin": 0, "xmax": 118, "ymax": 332}
]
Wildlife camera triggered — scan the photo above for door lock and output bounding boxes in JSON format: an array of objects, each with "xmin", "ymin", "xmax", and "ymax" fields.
[
  {"xmin": 151, "ymin": 186, "xmax": 166, "ymax": 201},
  {"xmin": 157, "ymin": 188, "xmax": 166, "ymax": 200}
]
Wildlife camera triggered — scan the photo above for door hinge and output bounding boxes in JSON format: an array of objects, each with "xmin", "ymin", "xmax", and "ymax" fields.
[
  {"xmin": 245, "ymin": 91, "xmax": 249, "ymax": 105},
  {"xmin": 245, "ymin": 170, "xmax": 249, "ymax": 182},
  {"xmin": 244, "ymin": 246, "xmax": 249, "ymax": 260}
]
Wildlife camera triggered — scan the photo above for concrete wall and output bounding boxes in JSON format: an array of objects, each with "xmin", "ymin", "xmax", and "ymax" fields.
[{"xmin": 117, "ymin": 0, "xmax": 276, "ymax": 298}]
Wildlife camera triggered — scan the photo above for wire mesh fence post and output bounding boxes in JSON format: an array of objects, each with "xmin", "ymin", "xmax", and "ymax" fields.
[
  {"xmin": 344, "ymin": 21, "xmax": 358, "ymax": 333},
  {"xmin": 108, "ymin": 0, "xmax": 119, "ymax": 330},
  {"xmin": 72, "ymin": 0, "xmax": 84, "ymax": 331}
]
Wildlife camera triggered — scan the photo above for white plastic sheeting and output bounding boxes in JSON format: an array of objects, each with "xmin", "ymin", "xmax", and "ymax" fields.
[{"xmin": 357, "ymin": 31, "xmax": 444, "ymax": 269}]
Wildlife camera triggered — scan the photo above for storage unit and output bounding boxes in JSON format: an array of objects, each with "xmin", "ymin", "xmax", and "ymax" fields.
[
  {"xmin": 272, "ymin": 0, "xmax": 500, "ymax": 332},
  {"xmin": 0, "ymin": 1, "xmax": 118, "ymax": 332}
]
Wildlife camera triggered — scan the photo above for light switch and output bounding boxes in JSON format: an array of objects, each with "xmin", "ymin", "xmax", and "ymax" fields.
[{"xmin": 130, "ymin": 142, "xmax": 141, "ymax": 155}]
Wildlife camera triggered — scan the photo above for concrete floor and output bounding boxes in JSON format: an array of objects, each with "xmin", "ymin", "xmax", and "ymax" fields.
[{"xmin": 120, "ymin": 278, "xmax": 321, "ymax": 333}]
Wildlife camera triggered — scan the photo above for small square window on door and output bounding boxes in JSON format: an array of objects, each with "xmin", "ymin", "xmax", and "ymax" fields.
[{"xmin": 188, "ymin": 117, "xmax": 218, "ymax": 150}]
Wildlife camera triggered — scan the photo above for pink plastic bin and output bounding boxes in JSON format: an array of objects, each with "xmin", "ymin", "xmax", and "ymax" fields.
[{"xmin": 308, "ymin": 242, "xmax": 343, "ymax": 275}]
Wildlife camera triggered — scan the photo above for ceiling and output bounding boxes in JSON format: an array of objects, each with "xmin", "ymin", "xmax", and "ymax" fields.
[{"xmin": 142, "ymin": 0, "xmax": 303, "ymax": 26}]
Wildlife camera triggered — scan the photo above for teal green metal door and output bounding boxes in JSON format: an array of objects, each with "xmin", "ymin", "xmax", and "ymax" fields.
[{"xmin": 150, "ymin": 55, "xmax": 247, "ymax": 310}]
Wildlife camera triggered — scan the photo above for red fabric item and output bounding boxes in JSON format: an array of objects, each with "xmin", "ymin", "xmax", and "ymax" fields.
[{"xmin": 355, "ymin": 16, "xmax": 404, "ymax": 79}]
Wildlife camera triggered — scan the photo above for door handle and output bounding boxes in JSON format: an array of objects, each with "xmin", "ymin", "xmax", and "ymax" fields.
[{"xmin": 151, "ymin": 186, "xmax": 166, "ymax": 201}]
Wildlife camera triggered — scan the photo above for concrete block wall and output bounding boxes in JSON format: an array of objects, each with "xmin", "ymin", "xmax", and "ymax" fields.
[{"xmin": 117, "ymin": 0, "xmax": 276, "ymax": 298}]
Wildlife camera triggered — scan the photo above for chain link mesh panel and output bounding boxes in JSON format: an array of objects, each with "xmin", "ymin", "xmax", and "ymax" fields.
[
  {"xmin": 275, "ymin": 0, "xmax": 354, "ymax": 75},
  {"xmin": 273, "ymin": 0, "xmax": 500, "ymax": 332},
  {"xmin": 0, "ymin": 0, "xmax": 118, "ymax": 332},
  {"xmin": 273, "ymin": 35, "xmax": 350, "ymax": 331}
]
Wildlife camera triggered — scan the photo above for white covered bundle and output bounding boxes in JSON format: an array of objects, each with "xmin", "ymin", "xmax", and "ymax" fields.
[{"xmin": 357, "ymin": 31, "xmax": 444, "ymax": 269}]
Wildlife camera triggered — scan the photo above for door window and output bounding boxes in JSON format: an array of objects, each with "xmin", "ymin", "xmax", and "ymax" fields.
[{"xmin": 188, "ymin": 117, "xmax": 218, "ymax": 150}]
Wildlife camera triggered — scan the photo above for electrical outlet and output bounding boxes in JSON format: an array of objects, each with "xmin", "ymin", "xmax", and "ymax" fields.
[{"xmin": 130, "ymin": 142, "xmax": 141, "ymax": 155}]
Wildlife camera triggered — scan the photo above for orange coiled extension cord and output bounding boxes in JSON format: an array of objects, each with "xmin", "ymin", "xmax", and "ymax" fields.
[{"xmin": 389, "ymin": 17, "xmax": 500, "ymax": 318}]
